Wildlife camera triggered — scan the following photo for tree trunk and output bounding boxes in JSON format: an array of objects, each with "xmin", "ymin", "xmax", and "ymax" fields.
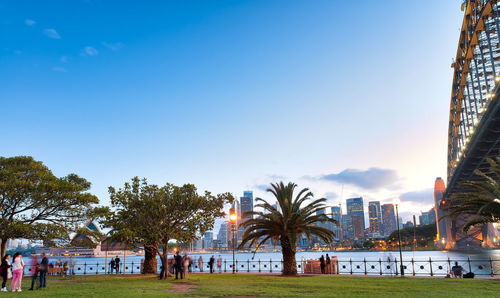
[
  {"xmin": 159, "ymin": 251, "xmax": 168, "ymax": 280},
  {"xmin": 280, "ymin": 235, "xmax": 297, "ymax": 275},
  {"xmin": 0, "ymin": 238, "xmax": 7, "ymax": 258},
  {"xmin": 142, "ymin": 243, "xmax": 158, "ymax": 274}
]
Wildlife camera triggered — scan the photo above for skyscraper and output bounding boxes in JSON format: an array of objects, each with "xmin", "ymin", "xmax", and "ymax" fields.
[
  {"xmin": 346, "ymin": 197, "xmax": 365, "ymax": 238},
  {"xmin": 381, "ymin": 204, "xmax": 396, "ymax": 236},
  {"xmin": 342, "ymin": 214, "xmax": 353, "ymax": 239},
  {"xmin": 428, "ymin": 207, "xmax": 436, "ymax": 224},
  {"xmin": 239, "ymin": 191, "xmax": 253, "ymax": 246},
  {"xmin": 419, "ymin": 211, "xmax": 430, "ymax": 226},
  {"xmin": 434, "ymin": 177, "xmax": 447, "ymax": 244},
  {"xmin": 368, "ymin": 201, "xmax": 382, "ymax": 235},
  {"xmin": 217, "ymin": 221, "xmax": 228, "ymax": 248},
  {"xmin": 231, "ymin": 200, "xmax": 241, "ymax": 244},
  {"xmin": 240, "ymin": 191, "xmax": 253, "ymax": 219},
  {"xmin": 330, "ymin": 206, "xmax": 342, "ymax": 240},
  {"xmin": 202, "ymin": 231, "xmax": 213, "ymax": 250}
]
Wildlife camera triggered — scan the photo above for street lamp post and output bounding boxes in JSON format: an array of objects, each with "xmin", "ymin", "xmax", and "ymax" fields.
[
  {"xmin": 394, "ymin": 200, "xmax": 404, "ymax": 276},
  {"xmin": 230, "ymin": 208, "xmax": 237, "ymax": 274}
]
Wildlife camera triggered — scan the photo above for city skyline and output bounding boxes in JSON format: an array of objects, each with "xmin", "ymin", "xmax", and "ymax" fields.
[
  {"xmin": 1, "ymin": 1, "xmax": 463, "ymax": 225},
  {"xmin": 212, "ymin": 190, "xmax": 432, "ymax": 241}
]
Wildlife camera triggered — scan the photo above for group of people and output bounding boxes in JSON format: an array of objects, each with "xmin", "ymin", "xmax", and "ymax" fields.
[
  {"xmin": 319, "ymin": 254, "xmax": 332, "ymax": 274},
  {"xmin": 171, "ymin": 253, "xmax": 224, "ymax": 279},
  {"xmin": 108, "ymin": 256, "xmax": 121, "ymax": 274},
  {"xmin": 0, "ymin": 252, "xmax": 49, "ymax": 292}
]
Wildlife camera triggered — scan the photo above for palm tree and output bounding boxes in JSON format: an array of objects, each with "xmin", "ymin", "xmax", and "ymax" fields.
[
  {"xmin": 444, "ymin": 155, "xmax": 500, "ymax": 232},
  {"xmin": 238, "ymin": 182, "xmax": 337, "ymax": 275}
]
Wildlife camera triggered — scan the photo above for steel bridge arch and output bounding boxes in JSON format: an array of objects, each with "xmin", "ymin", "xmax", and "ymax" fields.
[{"xmin": 448, "ymin": 0, "xmax": 500, "ymax": 182}]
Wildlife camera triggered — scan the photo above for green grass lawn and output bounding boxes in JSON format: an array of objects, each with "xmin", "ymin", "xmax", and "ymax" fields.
[{"xmin": 5, "ymin": 273, "xmax": 500, "ymax": 297}]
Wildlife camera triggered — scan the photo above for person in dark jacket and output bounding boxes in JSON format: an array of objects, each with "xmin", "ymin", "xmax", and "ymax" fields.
[
  {"xmin": 209, "ymin": 256, "xmax": 215, "ymax": 274},
  {"xmin": 319, "ymin": 255, "xmax": 325, "ymax": 274},
  {"xmin": 325, "ymin": 254, "xmax": 331, "ymax": 274},
  {"xmin": 0, "ymin": 254, "xmax": 11, "ymax": 292},
  {"xmin": 451, "ymin": 262, "xmax": 464, "ymax": 278},
  {"xmin": 115, "ymin": 256, "xmax": 121, "ymax": 274},
  {"xmin": 109, "ymin": 258, "xmax": 115, "ymax": 274},
  {"xmin": 174, "ymin": 252, "xmax": 183, "ymax": 280},
  {"xmin": 39, "ymin": 253, "xmax": 49, "ymax": 288}
]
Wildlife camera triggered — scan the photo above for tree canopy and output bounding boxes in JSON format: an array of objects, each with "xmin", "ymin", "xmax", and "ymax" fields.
[
  {"xmin": 105, "ymin": 177, "xmax": 234, "ymax": 277},
  {"xmin": 0, "ymin": 156, "xmax": 104, "ymax": 256}
]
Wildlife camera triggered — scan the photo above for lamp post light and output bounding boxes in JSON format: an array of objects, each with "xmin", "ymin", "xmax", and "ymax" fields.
[
  {"xmin": 394, "ymin": 198, "xmax": 404, "ymax": 276},
  {"xmin": 229, "ymin": 208, "xmax": 237, "ymax": 274}
]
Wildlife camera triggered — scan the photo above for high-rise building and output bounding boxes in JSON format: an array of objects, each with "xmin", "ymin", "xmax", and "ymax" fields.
[
  {"xmin": 239, "ymin": 191, "xmax": 254, "ymax": 247},
  {"xmin": 428, "ymin": 207, "xmax": 436, "ymax": 224},
  {"xmin": 342, "ymin": 214, "xmax": 353, "ymax": 239},
  {"xmin": 368, "ymin": 201, "xmax": 382, "ymax": 235},
  {"xmin": 217, "ymin": 221, "xmax": 228, "ymax": 248},
  {"xmin": 346, "ymin": 197, "xmax": 365, "ymax": 238},
  {"xmin": 330, "ymin": 206, "xmax": 342, "ymax": 240},
  {"xmin": 419, "ymin": 211, "xmax": 430, "ymax": 226},
  {"xmin": 434, "ymin": 177, "xmax": 448, "ymax": 243},
  {"xmin": 381, "ymin": 204, "xmax": 396, "ymax": 236},
  {"xmin": 231, "ymin": 200, "xmax": 241, "ymax": 243},
  {"xmin": 202, "ymin": 231, "xmax": 213, "ymax": 250},
  {"xmin": 240, "ymin": 191, "xmax": 253, "ymax": 220}
]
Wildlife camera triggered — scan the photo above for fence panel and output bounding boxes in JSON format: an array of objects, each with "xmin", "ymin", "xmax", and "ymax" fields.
[{"xmin": 19, "ymin": 257, "xmax": 499, "ymax": 277}]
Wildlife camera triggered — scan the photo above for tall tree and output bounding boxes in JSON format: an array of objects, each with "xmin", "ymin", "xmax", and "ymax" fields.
[
  {"xmin": 444, "ymin": 155, "xmax": 500, "ymax": 232},
  {"xmin": 0, "ymin": 156, "xmax": 102, "ymax": 257},
  {"xmin": 239, "ymin": 182, "xmax": 336, "ymax": 275},
  {"xmin": 106, "ymin": 177, "xmax": 233, "ymax": 278}
]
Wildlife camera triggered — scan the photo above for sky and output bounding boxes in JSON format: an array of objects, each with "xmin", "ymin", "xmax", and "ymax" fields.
[{"xmin": 0, "ymin": 0, "xmax": 464, "ymax": 233}]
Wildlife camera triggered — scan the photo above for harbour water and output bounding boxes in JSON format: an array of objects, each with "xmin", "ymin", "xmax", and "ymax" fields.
[{"xmin": 23, "ymin": 249, "xmax": 500, "ymax": 277}]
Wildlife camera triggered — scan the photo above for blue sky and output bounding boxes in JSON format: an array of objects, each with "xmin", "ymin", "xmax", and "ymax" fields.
[{"xmin": 1, "ymin": 0, "xmax": 463, "ymax": 228}]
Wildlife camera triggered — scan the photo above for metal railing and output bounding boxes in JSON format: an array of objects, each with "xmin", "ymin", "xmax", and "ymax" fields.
[
  {"xmin": 337, "ymin": 257, "xmax": 499, "ymax": 277},
  {"xmin": 20, "ymin": 257, "xmax": 500, "ymax": 277}
]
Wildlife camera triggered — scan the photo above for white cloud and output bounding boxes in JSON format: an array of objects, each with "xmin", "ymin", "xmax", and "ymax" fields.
[
  {"xmin": 14, "ymin": 50, "xmax": 21, "ymax": 55},
  {"xmin": 101, "ymin": 41, "xmax": 124, "ymax": 51},
  {"xmin": 316, "ymin": 168, "xmax": 400, "ymax": 190},
  {"xmin": 25, "ymin": 19, "xmax": 36, "ymax": 26},
  {"xmin": 52, "ymin": 67, "xmax": 67, "ymax": 72},
  {"xmin": 82, "ymin": 46, "xmax": 98, "ymax": 56},
  {"xmin": 43, "ymin": 29, "xmax": 61, "ymax": 39},
  {"xmin": 60, "ymin": 56, "xmax": 68, "ymax": 63}
]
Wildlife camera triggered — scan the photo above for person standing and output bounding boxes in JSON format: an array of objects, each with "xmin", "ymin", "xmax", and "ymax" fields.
[
  {"xmin": 319, "ymin": 255, "xmax": 325, "ymax": 274},
  {"xmin": 325, "ymin": 254, "xmax": 331, "ymax": 274},
  {"xmin": 115, "ymin": 256, "xmax": 121, "ymax": 274},
  {"xmin": 188, "ymin": 256, "xmax": 193, "ymax": 273},
  {"xmin": 11, "ymin": 252, "xmax": 24, "ymax": 292},
  {"xmin": 39, "ymin": 253, "xmax": 48, "ymax": 289},
  {"xmin": 1, "ymin": 254, "xmax": 11, "ymax": 292},
  {"xmin": 217, "ymin": 256, "xmax": 222, "ymax": 273},
  {"xmin": 109, "ymin": 258, "xmax": 115, "ymax": 274},
  {"xmin": 29, "ymin": 255, "xmax": 39, "ymax": 290},
  {"xmin": 182, "ymin": 254, "xmax": 189, "ymax": 279},
  {"xmin": 209, "ymin": 256, "xmax": 215, "ymax": 274},
  {"xmin": 174, "ymin": 252, "xmax": 183, "ymax": 280},
  {"xmin": 198, "ymin": 256, "xmax": 203, "ymax": 272}
]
